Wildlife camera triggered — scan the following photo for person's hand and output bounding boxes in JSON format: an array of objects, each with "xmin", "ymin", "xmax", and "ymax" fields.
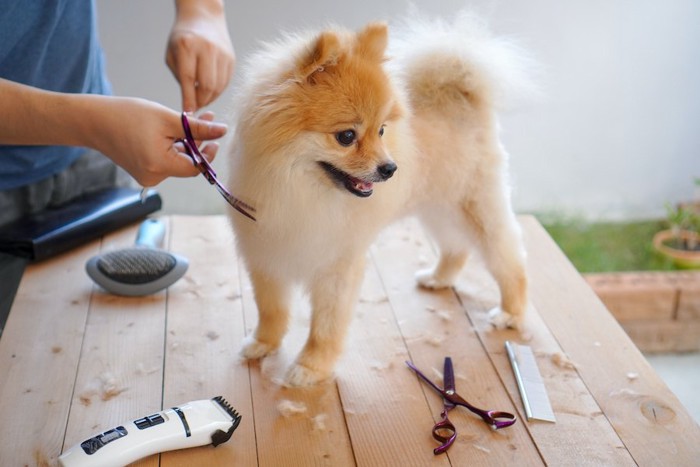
[
  {"xmin": 166, "ymin": 0, "xmax": 235, "ymax": 112},
  {"xmin": 87, "ymin": 97, "xmax": 228, "ymax": 187},
  {"xmin": 0, "ymin": 78, "xmax": 228, "ymax": 187}
]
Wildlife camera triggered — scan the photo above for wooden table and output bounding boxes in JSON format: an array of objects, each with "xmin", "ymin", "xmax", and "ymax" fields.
[{"xmin": 1, "ymin": 215, "xmax": 698, "ymax": 466}]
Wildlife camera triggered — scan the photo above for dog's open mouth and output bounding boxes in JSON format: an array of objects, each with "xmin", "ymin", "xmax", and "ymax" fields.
[{"xmin": 318, "ymin": 161, "xmax": 374, "ymax": 197}]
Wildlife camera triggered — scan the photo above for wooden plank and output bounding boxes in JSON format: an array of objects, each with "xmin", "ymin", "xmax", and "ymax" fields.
[
  {"xmin": 61, "ymin": 220, "xmax": 168, "ymax": 467},
  {"xmin": 236, "ymin": 219, "xmax": 356, "ymax": 466},
  {"xmin": 585, "ymin": 273, "xmax": 677, "ymax": 321},
  {"xmin": 678, "ymin": 277, "xmax": 700, "ymax": 320},
  {"xmin": 520, "ymin": 216, "xmax": 700, "ymax": 464},
  {"xmin": 443, "ymin": 235, "xmax": 635, "ymax": 464},
  {"xmin": 368, "ymin": 219, "xmax": 542, "ymax": 465},
  {"xmin": 160, "ymin": 215, "xmax": 257, "ymax": 466},
  {"xmin": 622, "ymin": 320, "xmax": 700, "ymax": 353},
  {"xmin": 0, "ymin": 240, "xmax": 99, "ymax": 466},
  {"xmin": 585, "ymin": 271, "xmax": 700, "ymax": 351},
  {"xmin": 585, "ymin": 271, "xmax": 700, "ymax": 322},
  {"xmin": 336, "ymin": 252, "xmax": 446, "ymax": 466}
]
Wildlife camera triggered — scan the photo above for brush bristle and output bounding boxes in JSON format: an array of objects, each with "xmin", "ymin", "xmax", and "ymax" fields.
[{"xmin": 96, "ymin": 248, "xmax": 176, "ymax": 284}]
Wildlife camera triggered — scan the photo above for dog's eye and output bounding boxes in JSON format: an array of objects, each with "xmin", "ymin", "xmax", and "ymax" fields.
[
  {"xmin": 379, "ymin": 126, "xmax": 385, "ymax": 137},
  {"xmin": 335, "ymin": 129, "xmax": 356, "ymax": 147}
]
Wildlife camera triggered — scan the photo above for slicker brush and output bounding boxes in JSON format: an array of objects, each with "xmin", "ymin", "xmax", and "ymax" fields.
[{"xmin": 86, "ymin": 219, "xmax": 188, "ymax": 296}]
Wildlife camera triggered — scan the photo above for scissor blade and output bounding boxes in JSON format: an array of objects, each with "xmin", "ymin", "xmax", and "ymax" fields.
[
  {"xmin": 232, "ymin": 202, "xmax": 257, "ymax": 221},
  {"xmin": 406, "ymin": 361, "xmax": 445, "ymax": 396},
  {"xmin": 443, "ymin": 357, "xmax": 456, "ymax": 393},
  {"xmin": 214, "ymin": 182, "xmax": 257, "ymax": 221}
]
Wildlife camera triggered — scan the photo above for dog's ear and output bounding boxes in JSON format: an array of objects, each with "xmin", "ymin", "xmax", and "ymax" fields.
[
  {"xmin": 355, "ymin": 22, "xmax": 388, "ymax": 62},
  {"xmin": 297, "ymin": 31, "xmax": 342, "ymax": 83}
]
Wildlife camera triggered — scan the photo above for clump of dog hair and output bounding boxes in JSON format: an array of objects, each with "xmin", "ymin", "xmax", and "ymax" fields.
[
  {"xmin": 277, "ymin": 399, "xmax": 308, "ymax": 417},
  {"xmin": 550, "ymin": 352, "xmax": 578, "ymax": 370},
  {"xmin": 312, "ymin": 413, "xmax": 328, "ymax": 432}
]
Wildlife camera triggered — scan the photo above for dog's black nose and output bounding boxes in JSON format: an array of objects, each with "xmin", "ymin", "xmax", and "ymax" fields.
[{"xmin": 377, "ymin": 162, "xmax": 397, "ymax": 180}]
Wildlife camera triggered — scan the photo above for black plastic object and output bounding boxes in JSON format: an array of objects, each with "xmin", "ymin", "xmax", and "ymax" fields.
[
  {"xmin": 0, "ymin": 187, "xmax": 162, "ymax": 261},
  {"xmin": 210, "ymin": 396, "xmax": 242, "ymax": 447},
  {"xmin": 80, "ymin": 426, "xmax": 128, "ymax": 455}
]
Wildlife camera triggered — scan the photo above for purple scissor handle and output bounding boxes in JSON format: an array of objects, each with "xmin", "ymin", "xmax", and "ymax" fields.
[
  {"xmin": 406, "ymin": 357, "xmax": 516, "ymax": 455},
  {"xmin": 178, "ymin": 113, "xmax": 256, "ymax": 221}
]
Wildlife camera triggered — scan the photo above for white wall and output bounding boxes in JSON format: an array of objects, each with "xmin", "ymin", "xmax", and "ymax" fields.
[{"xmin": 97, "ymin": 0, "xmax": 700, "ymax": 220}]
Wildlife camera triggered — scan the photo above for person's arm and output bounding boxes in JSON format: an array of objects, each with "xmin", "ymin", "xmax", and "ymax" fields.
[
  {"xmin": 0, "ymin": 77, "xmax": 227, "ymax": 187},
  {"xmin": 166, "ymin": 0, "xmax": 235, "ymax": 112}
]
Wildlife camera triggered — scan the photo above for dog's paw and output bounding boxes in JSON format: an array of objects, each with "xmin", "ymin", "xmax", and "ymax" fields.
[
  {"xmin": 415, "ymin": 269, "xmax": 453, "ymax": 290},
  {"xmin": 284, "ymin": 363, "xmax": 332, "ymax": 387},
  {"xmin": 240, "ymin": 336, "xmax": 276, "ymax": 360},
  {"xmin": 488, "ymin": 307, "xmax": 523, "ymax": 330}
]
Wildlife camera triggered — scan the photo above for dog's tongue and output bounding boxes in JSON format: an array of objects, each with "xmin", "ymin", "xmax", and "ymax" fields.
[
  {"xmin": 354, "ymin": 179, "xmax": 373, "ymax": 192},
  {"xmin": 348, "ymin": 175, "xmax": 373, "ymax": 194}
]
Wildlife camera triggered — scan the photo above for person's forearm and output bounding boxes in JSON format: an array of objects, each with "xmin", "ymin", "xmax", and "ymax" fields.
[
  {"xmin": 174, "ymin": 0, "xmax": 225, "ymax": 20},
  {"xmin": 0, "ymin": 77, "xmax": 228, "ymax": 186},
  {"xmin": 0, "ymin": 77, "xmax": 108, "ymax": 149}
]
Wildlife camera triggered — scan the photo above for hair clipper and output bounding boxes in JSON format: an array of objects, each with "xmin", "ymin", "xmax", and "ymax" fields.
[{"xmin": 58, "ymin": 396, "xmax": 241, "ymax": 467}]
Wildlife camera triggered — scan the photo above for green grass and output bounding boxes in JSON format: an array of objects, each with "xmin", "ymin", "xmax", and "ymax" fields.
[{"xmin": 539, "ymin": 218, "xmax": 679, "ymax": 273}]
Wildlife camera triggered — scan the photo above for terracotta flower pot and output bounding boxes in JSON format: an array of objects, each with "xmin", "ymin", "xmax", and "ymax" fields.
[{"xmin": 653, "ymin": 229, "xmax": 700, "ymax": 269}]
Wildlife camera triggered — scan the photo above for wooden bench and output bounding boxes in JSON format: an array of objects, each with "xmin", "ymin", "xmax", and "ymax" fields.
[{"xmin": 1, "ymin": 215, "xmax": 698, "ymax": 466}]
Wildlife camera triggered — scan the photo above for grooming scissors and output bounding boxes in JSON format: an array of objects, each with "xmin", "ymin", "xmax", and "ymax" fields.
[
  {"xmin": 406, "ymin": 357, "xmax": 516, "ymax": 455},
  {"xmin": 179, "ymin": 112, "xmax": 256, "ymax": 221}
]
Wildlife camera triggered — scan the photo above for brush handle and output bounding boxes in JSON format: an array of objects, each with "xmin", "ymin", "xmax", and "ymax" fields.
[{"xmin": 135, "ymin": 218, "xmax": 165, "ymax": 249}]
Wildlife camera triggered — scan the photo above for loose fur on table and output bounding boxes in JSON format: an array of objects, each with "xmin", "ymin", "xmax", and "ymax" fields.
[{"xmin": 226, "ymin": 11, "xmax": 535, "ymax": 386}]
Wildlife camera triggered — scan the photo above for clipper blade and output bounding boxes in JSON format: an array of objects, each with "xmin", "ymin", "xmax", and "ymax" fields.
[{"xmin": 211, "ymin": 396, "xmax": 242, "ymax": 447}]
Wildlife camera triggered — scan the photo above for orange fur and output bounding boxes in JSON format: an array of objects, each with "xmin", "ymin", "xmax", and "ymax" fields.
[{"xmin": 227, "ymin": 16, "xmax": 529, "ymax": 386}]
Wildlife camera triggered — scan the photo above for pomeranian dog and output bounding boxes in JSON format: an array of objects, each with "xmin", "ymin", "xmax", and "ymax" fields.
[{"xmin": 227, "ymin": 13, "xmax": 532, "ymax": 386}]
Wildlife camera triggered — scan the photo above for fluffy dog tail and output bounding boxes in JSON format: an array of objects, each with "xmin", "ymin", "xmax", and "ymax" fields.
[{"xmin": 389, "ymin": 10, "xmax": 538, "ymax": 113}]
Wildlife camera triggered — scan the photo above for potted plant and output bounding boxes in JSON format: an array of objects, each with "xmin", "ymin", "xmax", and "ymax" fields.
[{"xmin": 653, "ymin": 179, "xmax": 700, "ymax": 269}]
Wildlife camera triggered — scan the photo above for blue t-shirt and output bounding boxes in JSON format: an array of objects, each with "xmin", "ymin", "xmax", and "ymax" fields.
[{"xmin": 0, "ymin": 0, "xmax": 112, "ymax": 190}]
